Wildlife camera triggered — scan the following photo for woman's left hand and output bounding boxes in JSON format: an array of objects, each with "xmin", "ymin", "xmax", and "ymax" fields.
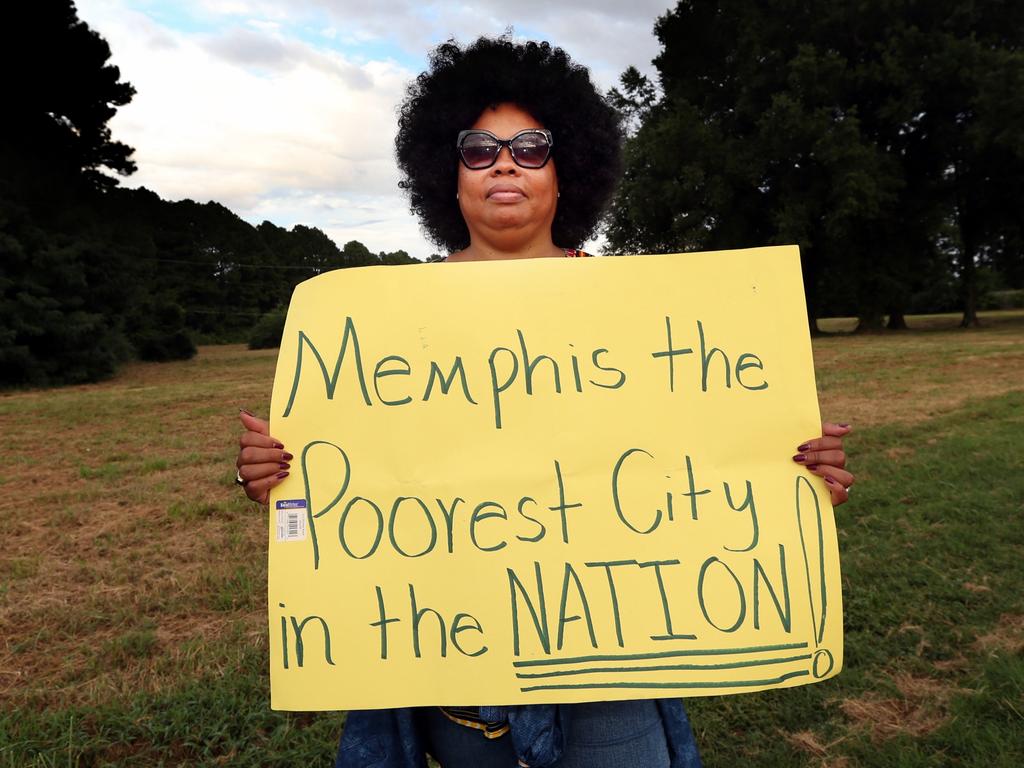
[{"xmin": 793, "ymin": 421, "xmax": 854, "ymax": 506}]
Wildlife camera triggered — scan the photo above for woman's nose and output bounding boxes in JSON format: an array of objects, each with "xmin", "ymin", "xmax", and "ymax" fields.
[{"xmin": 492, "ymin": 144, "xmax": 518, "ymax": 172}]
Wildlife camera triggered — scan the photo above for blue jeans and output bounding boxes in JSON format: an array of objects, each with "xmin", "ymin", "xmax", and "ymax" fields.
[{"xmin": 418, "ymin": 701, "xmax": 671, "ymax": 768}]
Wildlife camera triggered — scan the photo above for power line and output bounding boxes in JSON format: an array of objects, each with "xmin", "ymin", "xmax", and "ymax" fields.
[
  {"xmin": 142, "ymin": 256, "xmax": 322, "ymax": 271},
  {"xmin": 183, "ymin": 307, "xmax": 266, "ymax": 317}
]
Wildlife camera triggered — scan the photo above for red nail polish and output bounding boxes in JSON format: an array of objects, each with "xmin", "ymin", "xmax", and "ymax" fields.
[
  {"xmin": 279, "ymin": 462, "xmax": 290, "ymax": 470},
  {"xmin": 797, "ymin": 443, "xmax": 811, "ymax": 452},
  {"xmin": 239, "ymin": 407, "xmax": 255, "ymax": 416},
  {"xmin": 838, "ymin": 423, "xmax": 850, "ymax": 428},
  {"xmin": 276, "ymin": 471, "xmax": 289, "ymax": 479},
  {"xmin": 824, "ymin": 475, "xmax": 837, "ymax": 485},
  {"xmin": 282, "ymin": 452, "xmax": 294, "ymax": 461},
  {"xmin": 806, "ymin": 464, "xmax": 819, "ymax": 470},
  {"xmin": 792, "ymin": 454, "xmax": 807, "ymax": 463}
]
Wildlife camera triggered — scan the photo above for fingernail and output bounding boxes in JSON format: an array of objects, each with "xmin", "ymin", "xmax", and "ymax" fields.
[
  {"xmin": 806, "ymin": 464, "xmax": 819, "ymax": 470},
  {"xmin": 838, "ymin": 423, "xmax": 850, "ymax": 428},
  {"xmin": 276, "ymin": 471, "xmax": 289, "ymax": 479},
  {"xmin": 273, "ymin": 442, "xmax": 285, "ymax": 450},
  {"xmin": 797, "ymin": 443, "xmax": 811, "ymax": 452},
  {"xmin": 824, "ymin": 475, "xmax": 837, "ymax": 485},
  {"xmin": 239, "ymin": 407, "xmax": 254, "ymax": 416},
  {"xmin": 282, "ymin": 452, "xmax": 293, "ymax": 461},
  {"xmin": 792, "ymin": 454, "xmax": 807, "ymax": 463},
  {"xmin": 279, "ymin": 462, "xmax": 290, "ymax": 470}
]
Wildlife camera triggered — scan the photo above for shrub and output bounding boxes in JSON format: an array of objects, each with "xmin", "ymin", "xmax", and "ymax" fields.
[
  {"xmin": 981, "ymin": 289, "xmax": 1024, "ymax": 310},
  {"xmin": 128, "ymin": 301, "xmax": 196, "ymax": 362},
  {"xmin": 248, "ymin": 308, "xmax": 287, "ymax": 349}
]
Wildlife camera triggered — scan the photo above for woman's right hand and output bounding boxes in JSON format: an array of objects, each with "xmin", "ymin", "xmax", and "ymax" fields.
[{"xmin": 236, "ymin": 410, "xmax": 292, "ymax": 505}]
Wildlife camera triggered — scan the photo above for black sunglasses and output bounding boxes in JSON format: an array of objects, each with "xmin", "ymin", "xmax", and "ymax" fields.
[{"xmin": 456, "ymin": 128, "xmax": 554, "ymax": 170}]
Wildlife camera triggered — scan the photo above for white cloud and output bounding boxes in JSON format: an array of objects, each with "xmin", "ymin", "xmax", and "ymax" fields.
[
  {"xmin": 75, "ymin": 0, "xmax": 675, "ymax": 258},
  {"xmin": 297, "ymin": 0, "xmax": 675, "ymax": 85},
  {"xmin": 211, "ymin": 0, "xmax": 674, "ymax": 84},
  {"xmin": 78, "ymin": 0, "xmax": 421, "ymax": 254}
]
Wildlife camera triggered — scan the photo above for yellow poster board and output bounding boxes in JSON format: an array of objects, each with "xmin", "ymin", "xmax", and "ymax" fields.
[{"xmin": 267, "ymin": 246, "xmax": 842, "ymax": 711}]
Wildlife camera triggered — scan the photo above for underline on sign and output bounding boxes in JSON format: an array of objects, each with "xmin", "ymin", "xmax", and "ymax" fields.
[
  {"xmin": 519, "ymin": 669, "xmax": 810, "ymax": 692},
  {"xmin": 514, "ymin": 653, "xmax": 812, "ymax": 679},
  {"xmin": 511, "ymin": 642, "xmax": 810, "ymax": 668}
]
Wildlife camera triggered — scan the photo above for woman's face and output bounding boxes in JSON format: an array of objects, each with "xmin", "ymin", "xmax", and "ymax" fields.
[{"xmin": 457, "ymin": 103, "xmax": 559, "ymax": 249}]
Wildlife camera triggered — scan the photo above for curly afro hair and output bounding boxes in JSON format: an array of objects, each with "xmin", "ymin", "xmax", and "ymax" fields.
[{"xmin": 396, "ymin": 37, "xmax": 623, "ymax": 253}]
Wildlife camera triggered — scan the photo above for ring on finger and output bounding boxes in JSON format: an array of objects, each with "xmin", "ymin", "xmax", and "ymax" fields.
[{"xmin": 235, "ymin": 470, "xmax": 246, "ymax": 486}]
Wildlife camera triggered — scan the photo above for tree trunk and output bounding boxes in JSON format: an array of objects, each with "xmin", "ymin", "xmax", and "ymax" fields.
[
  {"xmin": 886, "ymin": 307, "xmax": 908, "ymax": 330},
  {"xmin": 955, "ymin": 168, "xmax": 981, "ymax": 328},
  {"xmin": 855, "ymin": 312, "xmax": 886, "ymax": 333},
  {"xmin": 959, "ymin": 256, "xmax": 980, "ymax": 327},
  {"xmin": 808, "ymin": 309, "xmax": 821, "ymax": 336},
  {"xmin": 801, "ymin": 247, "xmax": 821, "ymax": 335}
]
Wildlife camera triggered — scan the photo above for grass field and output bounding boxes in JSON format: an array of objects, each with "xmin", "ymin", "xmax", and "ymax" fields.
[{"xmin": 1, "ymin": 310, "xmax": 1022, "ymax": 767}]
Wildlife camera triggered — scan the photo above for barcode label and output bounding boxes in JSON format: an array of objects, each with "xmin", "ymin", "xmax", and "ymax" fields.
[{"xmin": 275, "ymin": 500, "xmax": 307, "ymax": 542}]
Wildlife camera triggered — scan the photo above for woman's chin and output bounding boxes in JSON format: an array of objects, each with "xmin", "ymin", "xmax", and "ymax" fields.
[{"xmin": 482, "ymin": 211, "xmax": 534, "ymax": 231}]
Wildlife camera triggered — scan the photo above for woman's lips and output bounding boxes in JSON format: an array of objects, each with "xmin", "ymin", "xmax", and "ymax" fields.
[{"xmin": 486, "ymin": 184, "xmax": 526, "ymax": 202}]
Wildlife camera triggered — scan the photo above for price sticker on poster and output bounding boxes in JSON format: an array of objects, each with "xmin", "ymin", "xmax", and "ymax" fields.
[{"xmin": 267, "ymin": 246, "xmax": 843, "ymax": 710}]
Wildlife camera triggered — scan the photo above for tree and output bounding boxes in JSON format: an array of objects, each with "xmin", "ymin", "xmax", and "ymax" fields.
[
  {"xmin": 337, "ymin": 240, "xmax": 379, "ymax": 269},
  {"xmin": 378, "ymin": 249, "xmax": 417, "ymax": 265},
  {"xmin": 606, "ymin": 1, "xmax": 898, "ymax": 332},
  {"xmin": 0, "ymin": 2, "xmax": 148, "ymax": 385},
  {"xmin": 607, "ymin": 0, "xmax": 1024, "ymax": 330},
  {"xmin": 0, "ymin": 1, "xmax": 430, "ymax": 386},
  {"xmin": 2, "ymin": 2, "xmax": 136, "ymax": 196},
  {"xmin": 607, "ymin": 66, "xmax": 658, "ymax": 138},
  {"xmin": 925, "ymin": 33, "xmax": 1024, "ymax": 325},
  {"xmin": 258, "ymin": 222, "xmax": 344, "ymax": 276},
  {"xmin": 0, "ymin": 200, "xmax": 132, "ymax": 384}
]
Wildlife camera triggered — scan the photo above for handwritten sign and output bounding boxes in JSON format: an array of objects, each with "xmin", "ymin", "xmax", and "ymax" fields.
[{"xmin": 267, "ymin": 246, "xmax": 843, "ymax": 711}]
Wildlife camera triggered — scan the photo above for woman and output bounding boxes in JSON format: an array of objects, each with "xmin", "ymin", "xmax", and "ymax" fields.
[{"xmin": 236, "ymin": 37, "xmax": 854, "ymax": 768}]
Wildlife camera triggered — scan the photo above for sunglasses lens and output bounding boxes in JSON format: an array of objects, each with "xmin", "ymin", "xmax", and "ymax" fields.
[
  {"xmin": 460, "ymin": 134, "xmax": 500, "ymax": 168},
  {"xmin": 511, "ymin": 133, "xmax": 550, "ymax": 168}
]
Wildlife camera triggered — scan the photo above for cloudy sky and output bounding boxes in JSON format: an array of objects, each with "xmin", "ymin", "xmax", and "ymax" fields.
[{"xmin": 76, "ymin": 0, "xmax": 675, "ymax": 259}]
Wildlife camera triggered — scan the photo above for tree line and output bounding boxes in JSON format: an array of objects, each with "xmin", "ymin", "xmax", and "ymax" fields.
[
  {"xmin": 0, "ymin": 3, "xmax": 418, "ymax": 387},
  {"xmin": 605, "ymin": 0, "xmax": 1024, "ymax": 332},
  {"xmin": 4, "ymin": 2, "xmax": 1023, "ymax": 387}
]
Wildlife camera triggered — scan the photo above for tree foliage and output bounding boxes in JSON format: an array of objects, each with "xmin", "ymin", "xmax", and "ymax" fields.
[
  {"xmin": 0, "ymin": 1, "xmax": 424, "ymax": 387},
  {"xmin": 3, "ymin": 3, "xmax": 136, "ymax": 194},
  {"xmin": 607, "ymin": 0, "xmax": 1024, "ymax": 330}
]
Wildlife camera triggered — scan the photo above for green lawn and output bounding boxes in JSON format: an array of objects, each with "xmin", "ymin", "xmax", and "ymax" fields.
[
  {"xmin": 687, "ymin": 390, "xmax": 1024, "ymax": 767},
  {"xmin": 2, "ymin": 312, "xmax": 1022, "ymax": 766}
]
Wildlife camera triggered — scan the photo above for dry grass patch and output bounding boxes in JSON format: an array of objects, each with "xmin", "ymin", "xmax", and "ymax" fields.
[
  {"xmin": 973, "ymin": 614, "xmax": 1024, "ymax": 656},
  {"xmin": 813, "ymin": 310, "xmax": 1024, "ymax": 428},
  {"xmin": 783, "ymin": 730, "xmax": 851, "ymax": 767},
  {"xmin": 963, "ymin": 581, "xmax": 992, "ymax": 594},
  {"xmin": 784, "ymin": 729, "xmax": 832, "ymax": 756},
  {"xmin": 931, "ymin": 655, "xmax": 970, "ymax": 673},
  {"xmin": 0, "ymin": 344, "xmax": 277, "ymax": 708},
  {"xmin": 838, "ymin": 672, "xmax": 971, "ymax": 742}
]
